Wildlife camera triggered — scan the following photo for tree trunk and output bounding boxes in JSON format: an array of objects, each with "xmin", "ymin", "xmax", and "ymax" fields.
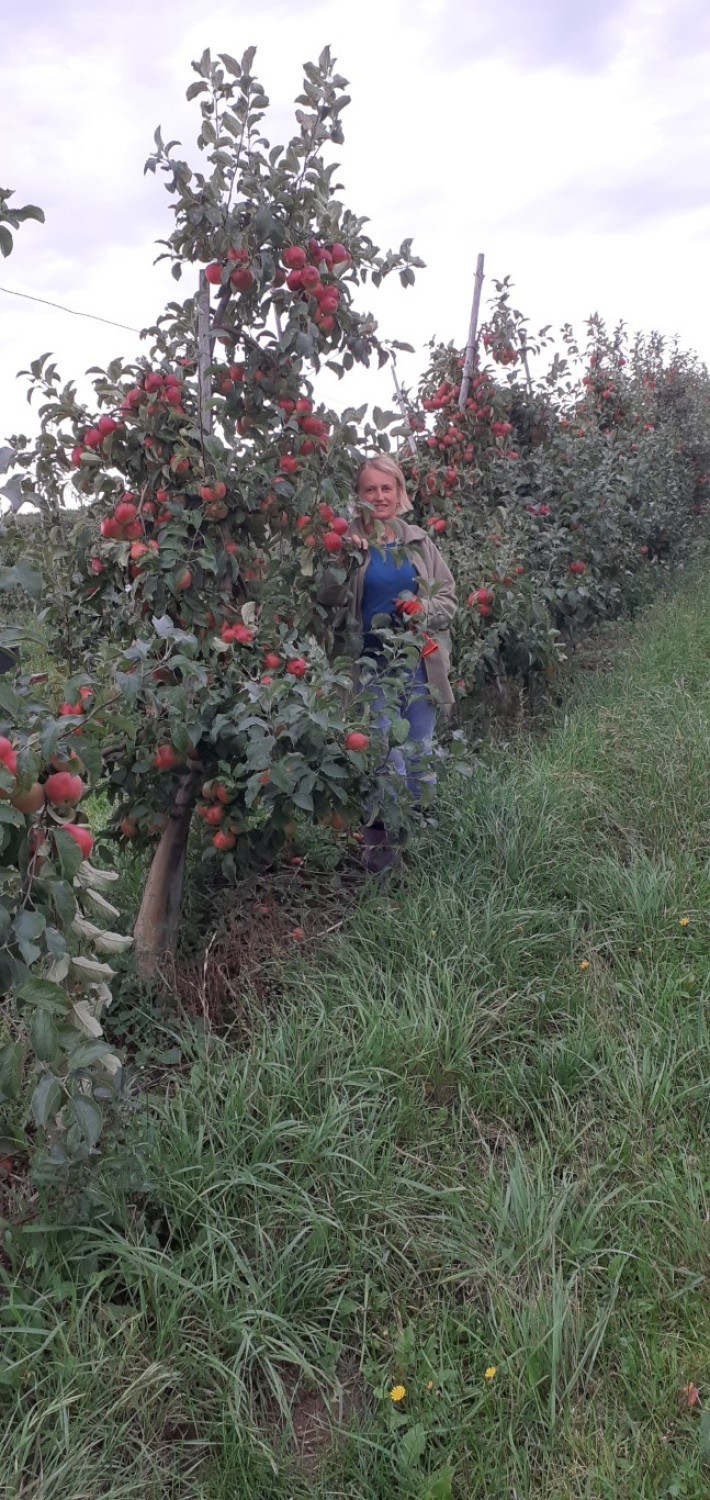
[{"xmin": 133, "ymin": 772, "xmax": 198, "ymax": 978}]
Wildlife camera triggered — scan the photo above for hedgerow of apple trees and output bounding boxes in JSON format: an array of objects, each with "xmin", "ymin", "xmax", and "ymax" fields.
[
  {"xmin": 0, "ymin": 203, "xmax": 129, "ymax": 1180},
  {"xmin": 6, "ymin": 48, "xmax": 428, "ymax": 937},
  {"xmin": 402, "ymin": 279, "xmax": 710, "ymax": 693}
]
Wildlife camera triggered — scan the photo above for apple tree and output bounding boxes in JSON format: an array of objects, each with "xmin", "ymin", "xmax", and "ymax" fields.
[
  {"xmin": 399, "ymin": 279, "xmax": 710, "ymax": 700},
  {"xmin": 0, "ymin": 200, "xmax": 128, "ymax": 1180},
  {"xmin": 5, "ymin": 47, "xmax": 425, "ymax": 972}
]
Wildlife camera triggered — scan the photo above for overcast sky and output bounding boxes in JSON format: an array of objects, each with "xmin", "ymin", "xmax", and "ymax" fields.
[{"xmin": 2, "ymin": 0, "xmax": 710, "ymax": 442}]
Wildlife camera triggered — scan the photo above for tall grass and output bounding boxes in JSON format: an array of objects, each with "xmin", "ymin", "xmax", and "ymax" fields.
[{"xmin": 1, "ymin": 570, "xmax": 708, "ymax": 1498}]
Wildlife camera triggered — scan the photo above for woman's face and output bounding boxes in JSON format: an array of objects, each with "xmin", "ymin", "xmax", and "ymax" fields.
[{"xmin": 357, "ymin": 465, "xmax": 400, "ymax": 523}]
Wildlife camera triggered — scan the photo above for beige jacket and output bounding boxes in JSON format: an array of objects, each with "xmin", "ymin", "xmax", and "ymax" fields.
[{"xmin": 321, "ymin": 516, "xmax": 457, "ymax": 707}]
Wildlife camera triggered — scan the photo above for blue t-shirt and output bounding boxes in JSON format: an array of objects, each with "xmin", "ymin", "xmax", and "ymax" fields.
[{"xmin": 361, "ymin": 544, "xmax": 418, "ymax": 635}]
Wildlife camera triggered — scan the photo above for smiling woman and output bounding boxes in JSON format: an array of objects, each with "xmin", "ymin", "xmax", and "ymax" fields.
[{"xmin": 328, "ymin": 455, "xmax": 458, "ymax": 871}]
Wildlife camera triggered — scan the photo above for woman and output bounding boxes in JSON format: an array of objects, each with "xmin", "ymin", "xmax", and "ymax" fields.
[{"xmin": 329, "ymin": 454, "xmax": 457, "ymax": 871}]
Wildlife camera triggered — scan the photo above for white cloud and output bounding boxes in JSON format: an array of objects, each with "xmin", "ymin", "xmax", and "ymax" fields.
[{"xmin": 2, "ymin": 0, "xmax": 710, "ymax": 447}]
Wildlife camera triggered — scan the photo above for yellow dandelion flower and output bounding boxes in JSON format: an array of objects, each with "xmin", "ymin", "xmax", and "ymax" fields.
[
  {"xmin": 484, "ymin": 1365, "xmax": 497, "ymax": 1380},
  {"xmin": 579, "ymin": 959, "xmax": 590, "ymax": 971},
  {"xmin": 679, "ymin": 916, "xmax": 690, "ymax": 927},
  {"xmin": 389, "ymin": 1384, "xmax": 406, "ymax": 1402}
]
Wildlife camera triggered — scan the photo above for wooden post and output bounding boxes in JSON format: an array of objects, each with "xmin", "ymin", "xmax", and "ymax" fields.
[
  {"xmin": 459, "ymin": 253, "xmax": 485, "ymax": 410},
  {"xmin": 133, "ymin": 273, "xmax": 212, "ymax": 978},
  {"xmin": 196, "ymin": 271, "xmax": 213, "ymax": 438},
  {"xmin": 392, "ymin": 359, "xmax": 417, "ymax": 456}
]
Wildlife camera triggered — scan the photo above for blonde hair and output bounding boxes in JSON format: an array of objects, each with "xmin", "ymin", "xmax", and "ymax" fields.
[{"xmin": 355, "ymin": 455, "xmax": 412, "ymax": 515}]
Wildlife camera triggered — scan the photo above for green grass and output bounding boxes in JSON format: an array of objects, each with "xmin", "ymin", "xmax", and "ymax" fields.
[{"xmin": 1, "ymin": 571, "xmax": 709, "ymax": 1497}]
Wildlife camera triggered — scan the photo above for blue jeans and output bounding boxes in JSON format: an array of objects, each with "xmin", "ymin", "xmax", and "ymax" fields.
[{"xmin": 364, "ymin": 658, "xmax": 437, "ymax": 810}]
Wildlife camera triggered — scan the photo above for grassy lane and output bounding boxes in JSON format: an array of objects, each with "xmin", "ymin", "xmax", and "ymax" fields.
[{"xmin": 1, "ymin": 572, "xmax": 709, "ymax": 1498}]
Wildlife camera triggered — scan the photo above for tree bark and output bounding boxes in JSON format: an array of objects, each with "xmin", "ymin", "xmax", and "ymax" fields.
[{"xmin": 133, "ymin": 772, "xmax": 199, "ymax": 979}]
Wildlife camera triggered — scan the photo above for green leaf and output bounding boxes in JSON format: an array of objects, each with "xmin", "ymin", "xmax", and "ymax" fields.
[
  {"xmin": 13, "ymin": 204, "xmax": 44, "ymax": 225},
  {"xmin": 13, "ymin": 909, "xmax": 46, "ymax": 965},
  {"xmin": 30, "ymin": 1010, "xmax": 59, "ymax": 1065},
  {"xmin": 51, "ymin": 880, "xmax": 77, "ymax": 928},
  {"xmin": 0, "ymin": 624, "xmax": 43, "ymax": 648},
  {"xmin": 389, "ymin": 716, "xmax": 411, "ymax": 745},
  {"xmin": 1, "ymin": 476, "xmax": 25, "ymax": 513},
  {"xmin": 0, "ymin": 224, "xmax": 13, "ymax": 257},
  {"xmin": 114, "ymin": 672, "xmax": 138, "ymax": 709},
  {"xmin": 292, "ymin": 788, "xmax": 314, "ymax": 813},
  {"xmin": 44, "ymin": 927, "xmax": 66, "ymax": 958},
  {"xmin": 423, "ymin": 1465, "xmax": 454, "ymax": 1500},
  {"xmin": 53, "ymin": 828, "xmax": 84, "ymax": 880},
  {"xmin": 73, "ymin": 739, "xmax": 101, "ymax": 781},
  {"xmin": 700, "ymin": 1407, "xmax": 710, "ymax": 1461},
  {"xmin": 31, "ymin": 1073, "xmax": 62, "ymax": 1128},
  {"xmin": 70, "ymin": 1095, "xmax": 102, "ymax": 1148},
  {"xmin": 170, "ymin": 722, "xmax": 191, "ymax": 755},
  {"xmin": 253, "ymin": 205, "xmax": 275, "ymax": 238},
  {"xmin": 0, "ymin": 679, "xmax": 22, "ymax": 718},
  {"xmin": 399, "ymin": 1421, "xmax": 427, "ymax": 1471},
  {"xmin": 18, "ymin": 976, "xmax": 67, "ymax": 1012},
  {"xmin": 0, "ymin": 1040, "xmax": 22, "ymax": 1102},
  {"xmin": 68, "ymin": 1039, "xmax": 115, "ymax": 1070}
]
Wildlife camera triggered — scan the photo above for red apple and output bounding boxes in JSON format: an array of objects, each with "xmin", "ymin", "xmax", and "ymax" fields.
[
  {"xmin": 11, "ymin": 782, "xmax": 45, "ymax": 814},
  {"xmin": 114, "ymin": 500, "xmax": 138, "ymax": 525},
  {"xmin": 232, "ymin": 623, "xmax": 254, "ymax": 645},
  {"xmin": 152, "ymin": 744, "xmax": 180, "ymax": 772},
  {"xmin": 44, "ymin": 771, "xmax": 84, "ymax": 806},
  {"xmin": 345, "ymin": 731, "xmax": 369, "ymax": 752},
  {"xmin": 0, "ymin": 737, "xmax": 18, "ymax": 777},
  {"xmin": 212, "ymin": 829, "xmax": 237, "ymax": 850},
  {"xmin": 63, "ymin": 823, "xmax": 93, "ymax": 860},
  {"xmin": 282, "ymin": 246, "xmax": 307, "ymax": 269},
  {"xmin": 230, "ymin": 267, "xmax": 254, "ymax": 292}
]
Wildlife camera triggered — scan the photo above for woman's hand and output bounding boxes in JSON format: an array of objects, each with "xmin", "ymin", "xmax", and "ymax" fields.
[
  {"xmin": 395, "ymin": 596, "xmax": 424, "ymax": 619},
  {"xmin": 346, "ymin": 531, "xmax": 369, "ymax": 551}
]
